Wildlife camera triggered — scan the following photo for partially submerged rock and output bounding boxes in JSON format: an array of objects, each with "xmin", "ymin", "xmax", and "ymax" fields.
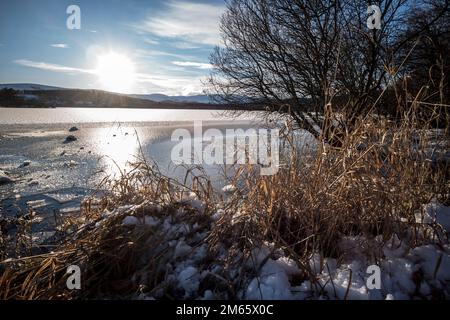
[
  {"xmin": 19, "ymin": 160, "xmax": 31, "ymax": 168},
  {"xmin": 64, "ymin": 135, "xmax": 77, "ymax": 143},
  {"xmin": 28, "ymin": 180, "xmax": 39, "ymax": 187},
  {"xmin": 64, "ymin": 160, "xmax": 78, "ymax": 167},
  {"xmin": 0, "ymin": 170, "xmax": 14, "ymax": 185}
]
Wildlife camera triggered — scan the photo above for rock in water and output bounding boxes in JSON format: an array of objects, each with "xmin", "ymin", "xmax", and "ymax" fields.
[
  {"xmin": 69, "ymin": 126, "xmax": 79, "ymax": 132},
  {"xmin": 0, "ymin": 170, "xmax": 14, "ymax": 185},
  {"xmin": 28, "ymin": 180, "xmax": 39, "ymax": 187},
  {"xmin": 64, "ymin": 135, "xmax": 77, "ymax": 143},
  {"xmin": 19, "ymin": 160, "xmax": 31, "ymax": 168},
  {"xmin": 64, "ymin": 160, "xmax": 78, "ymax": 167}
]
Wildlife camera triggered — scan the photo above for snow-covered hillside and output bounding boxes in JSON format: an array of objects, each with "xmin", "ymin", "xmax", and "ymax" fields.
[{"xmin": 0, "ymin": 83, "xmax": 63, "ymax": 91}]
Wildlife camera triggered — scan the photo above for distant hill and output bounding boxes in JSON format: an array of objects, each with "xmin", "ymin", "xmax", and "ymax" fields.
[
  {"xmin": 0, "ymin": 83, "xmax": 213, "ymax": 104},
  {"xmin": 0, "ymin": 83, "xmax": 247, "ymax": 110},
  {"xmin": 0, "ymin": 83, "xmax": 260, "ymax": 110},
  {"xmin": 131, "ymin": 93, "xmax": 213, "ymax": 104}
]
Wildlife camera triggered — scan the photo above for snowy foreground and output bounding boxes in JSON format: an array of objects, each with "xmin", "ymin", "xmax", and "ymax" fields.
[{"xmin": 104, "ymin": 196, "xmax": 450, "ymax": 300}]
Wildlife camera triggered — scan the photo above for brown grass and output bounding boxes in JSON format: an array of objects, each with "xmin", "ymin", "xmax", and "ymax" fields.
[
  {"xmin": 209, "ymin": 105, "xmax": 449, "ymax": 291},
  {"xmin": 0, "ymin": 101, "xmax": 448, "ymax": 299}
]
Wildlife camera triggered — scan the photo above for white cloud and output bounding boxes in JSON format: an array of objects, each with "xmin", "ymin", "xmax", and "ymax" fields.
[
  {"xmin": 135, "ymin": 49, "xmax": 193, "ymax": 60},
  {"xmin": 50, "ymin": 43, "xmax": 69, "ymax": 49},
  {"xmin": 13, "ymin": 59, "xmax": 204, "ymax": 95},
  {"xmin": 14, "ymin": 59, "xmax": 92, "ymax": 74},
  {"xmin": 136, "ymin": 72, "xmax": 206, "ymax": 95},
  {"xmin": 143, "ymin": 38, "xmax": 159, "ymax": 45},
  {"xmin": 135, "ymin": 1, "xmax": 225, "ymax": 46},
  {"xmin": 171, "ymin": 42, "xmax": 201, "ymax": 50},
  {"xmin": 172, "ymin": 61, "xmax": 213, "ymax": 69}
]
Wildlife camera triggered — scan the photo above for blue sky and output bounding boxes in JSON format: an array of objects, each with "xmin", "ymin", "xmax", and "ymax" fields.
[{"xmin": 0, "ymin": 0, "xmax": 226, "ymax": 95}]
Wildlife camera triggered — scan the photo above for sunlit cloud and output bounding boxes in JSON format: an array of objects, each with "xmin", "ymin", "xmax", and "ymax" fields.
[
  {"xmin": 134, "ymin": 1, "xmax": 225, "ymax": 46},
  {"xmin": 171, "ymin": 42, "xmax": 201, "ymax": 50},
  {"xmin": 14, "ymin": 59, "xmax": 93, "ymax": 75},
  {"xmin": 143, "ymin": 38, "xmax": 159, "ymax": 45},
  {"xmin": 172, "ymin": 61, "xmax": 213, "ymax": 69},
  {"xmin": 135, "ymin": 49, "xmax": 196, "ymax": 61},
  {"xmin": 50, "ymin": 43, "xmax": 69, "ymax": 49},
  {"xmin": 13, "ymin": 58, "xmax": 204, "ymax": 96},
  {"xmin": 136, "ymin": 73, "xmax": 206, "ymax": 95}
]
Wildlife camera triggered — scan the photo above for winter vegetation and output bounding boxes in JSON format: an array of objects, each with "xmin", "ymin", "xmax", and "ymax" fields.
[{"xmin": 0, "ymin": 0, "xmax": 449, "ymax": 300}]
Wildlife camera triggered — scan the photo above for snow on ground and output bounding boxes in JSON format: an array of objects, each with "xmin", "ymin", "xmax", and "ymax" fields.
[
  {"xmin": 419, "ymin": 199, "xmax": 450, "ymax": 233},
  {"xmin": 222, "ymin": 184, "xmax": 237, "ymax": 193},
  {"xmin": 241, "ymin": 201, "xmax": 450, "ymax": 300},
  {"xmin": 96, "ymin": 200, "xmax": 450, "ymax": 300}
]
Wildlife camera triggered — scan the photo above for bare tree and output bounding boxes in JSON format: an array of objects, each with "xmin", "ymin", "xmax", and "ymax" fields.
[
  {"xmin": 207, "ymin": 0, "xmax": 448, "ymax": 144},
  {"xmin": 397, "ymin": 0, "xmax": 450, "ymax": 126}
]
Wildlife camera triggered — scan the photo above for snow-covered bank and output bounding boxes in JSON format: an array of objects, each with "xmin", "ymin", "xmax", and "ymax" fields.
[{"xmin": 101, "ymin": 196, "xmax": 450, "ymax": 300}]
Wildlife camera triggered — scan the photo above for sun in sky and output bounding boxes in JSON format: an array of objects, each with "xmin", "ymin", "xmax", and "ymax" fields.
[{"xmin": 94, "ymin": 52, "xmax": 136, "ymax": 93}]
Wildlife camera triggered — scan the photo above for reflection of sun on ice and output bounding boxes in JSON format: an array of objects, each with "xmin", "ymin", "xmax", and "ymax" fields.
[
  {"xmin": 94, "ymin": 127, "xmax": 139, "ymax": 177},
  {"xmin": 95, "ymin": 52, "xmax": 135, "ymax": 93}
]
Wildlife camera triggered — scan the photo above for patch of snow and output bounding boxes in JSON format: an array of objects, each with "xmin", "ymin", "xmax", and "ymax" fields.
[
  {"xmin": 202, "ymin": 290, "xmax": 215, "ymax": 300},
  {"xmin": 212, "ymin": 209, "xmax": 224, "ymax": 221},
  {"xmin": 144, "ymin": 216, "xmax": 160, "ymax": 227},
  {"xmin": 174, "ymin": 240, "xmax": 192, "ymax": 258},
  {"xmin": 385, "ymin": 293, "xmax": 394, "ymax": 300},
  {"xmin": 422, "ymin": 200, "xmax": 450, "ymax": 232},
  {"xmin": 122, "ymin": 216, "xmax": 140, "ymax": 226},
  {"xmin": 410, "ymin": 245, "xmax": 450, "ymax": 282},
  {"xmin": 177, "ymin": 266, "xmax": 200, "ymax": 297},
  {"xmin": 180, "ymin": 192, "xmax": 205, "ymax": 212},
  {"xmin": 246, "ymin": 258, "xmax": 297, "ymax": 300},
  {"xmin": 222, "ymin": 184, "xmax": 237, "ymax": 193}
]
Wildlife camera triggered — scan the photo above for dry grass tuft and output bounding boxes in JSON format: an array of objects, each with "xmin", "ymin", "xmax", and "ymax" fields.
[{"xmin": 0, "ymin": 102, "xmax": 448, "ymax": 300}]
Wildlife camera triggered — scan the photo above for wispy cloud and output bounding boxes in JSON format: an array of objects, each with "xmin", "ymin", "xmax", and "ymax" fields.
[
  {"xmin": 134, "ymin": 1, "xmax": 225, "ymax": 46},
  {"xmin": 50, "ymin": 43, "xmax": 69, "ymax": 49},
  {"xmin": 14, "ymin": 59, "xmax": 92, "ymax": 74},
  {"xmin": 135, "ymin": 49, "xmax": 196, "ymax": 61},
  {"xmin": 136, "ymin": 73, "xmax": 206, "ymax": 95},
  {"xmin": 13, "ymin": 59, "xmax": 204, "ymax": 95},
  {"xmin": 172, "ymin": 61, "xmax": 213, "ymax": 69},
  {"xmin": 171, "ymin": 42, "xmax": 201, "ymax": 50},
  {"xmin": 143, "ymin": 37, "xmax": 159, "ymax": 45}
]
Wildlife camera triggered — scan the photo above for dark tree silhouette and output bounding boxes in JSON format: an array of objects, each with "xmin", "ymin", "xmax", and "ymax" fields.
[
  {"xmin": 397, "ymin": 0, "xmax": 450, "ymax": 127},
  {"xmin": 208, "ymin": 0, "xmax": 449, "ymax": 143},
  {"xmin": 0, "ymin": 88, "xmax": 19, "ymax": 106}
]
